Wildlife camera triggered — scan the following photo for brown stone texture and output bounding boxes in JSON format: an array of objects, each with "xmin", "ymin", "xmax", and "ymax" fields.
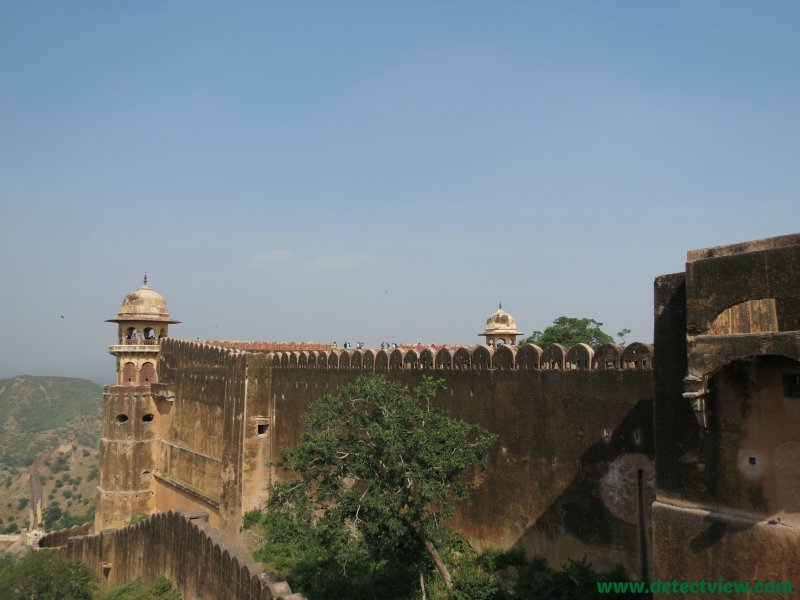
[
  {"xmin": 40, "ymin": 510, "xmax": 301, "ymax": 600},
  {"xmin": 654, "ymin": 233, "xmax": 800, "ymax": 593},
  {"xmin": 86, "ymin": 231, "xmax": 800, "ymax": 598}
]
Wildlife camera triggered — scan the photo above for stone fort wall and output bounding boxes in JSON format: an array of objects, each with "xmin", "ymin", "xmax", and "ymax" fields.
[
  {"xmin": 41, "ymin": 510, "xmax": 302, "ymax": 600},
  {"xmin": 109, "ymin": 338, "xmax": 657, "ymax": 578}
]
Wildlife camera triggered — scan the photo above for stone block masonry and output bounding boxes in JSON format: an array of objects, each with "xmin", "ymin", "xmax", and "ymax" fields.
[{"xmin": 40, "ymin": 510, "xmax": 303, "ymax": 600}]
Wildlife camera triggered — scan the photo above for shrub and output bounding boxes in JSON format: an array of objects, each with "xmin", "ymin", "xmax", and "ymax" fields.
[{"xmin": 0, "ymin": 550, "xmax": 97, "ymax": 599}]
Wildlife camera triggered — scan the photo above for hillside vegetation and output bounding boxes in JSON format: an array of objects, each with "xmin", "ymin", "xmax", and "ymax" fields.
[
  {"xmin": 0, "ymin": 376, "xmax": 103, "ymax": 533},
  {"xmin": 0, "ymin": 376, "xmax": 103, "ymax": 467}
]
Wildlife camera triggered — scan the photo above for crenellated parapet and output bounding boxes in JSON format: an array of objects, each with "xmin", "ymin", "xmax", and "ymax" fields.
[
  {"xmin": 40, "ymin": 510, "xmax": 303, "ymax": 600},
  {"xmin": 258, "ymin": 342, "xmax": 653, "ymax": 372}
]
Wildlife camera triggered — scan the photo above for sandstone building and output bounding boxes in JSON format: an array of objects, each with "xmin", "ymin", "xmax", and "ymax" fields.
[{"xmin": 82, "ymin": 232, "xmax": 800, "ymax": 596}]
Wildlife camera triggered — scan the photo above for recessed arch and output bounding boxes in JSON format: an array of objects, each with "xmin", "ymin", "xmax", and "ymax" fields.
[
  {"xmin": 622, "ymin": 343, "xmax": 653, "ymax": 369},
  {"xmin": 595, "ymin": 344, "xmax": 624, "ymax": 369},
  {"xmin": 362, "ymin": 349, "xmax": 375, "ymax": 370},
  {"xmin": 541, "ymin": 344, "xmax": 567, "ymax": 370},
  {"xmin": 122, "ymin": 362, "xmax": 137, "ymax": 385},
  {"xmin": 472, "ymin": 346, "xmax": 492, "ymax": 370},
  {"xmin": 516, "ymin": 344, "xmax": 542, "ymax": 370},
  {"xmin": 389, "ymin": 349, "xmax": 403, "ymax": 370},
  {"xmin": 435, "ymin": 348, "xmax": 453, "ymax": 369},
  {"xmin": 139, "ymin": 362, "xmax": 155, "ymax": 384},
  {"xmin": 493, "ymin": 344, "xmax": 515, "ymax": 370},
  {"xmin": 567, "ymin": 343, "xmax": 594, "ymax": 370},
  {"xmin": 403, "ymin": 349, "xmax": 419, "ymax": 369},
  {"xmin": 453, "ymin": 347, "xmax": 471, "ymax": 370}
]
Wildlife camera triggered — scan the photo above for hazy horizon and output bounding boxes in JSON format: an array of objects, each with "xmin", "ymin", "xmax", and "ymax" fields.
[{"xmin": 2, "ymin": 2, "xmax": 798, "ymax": 383}]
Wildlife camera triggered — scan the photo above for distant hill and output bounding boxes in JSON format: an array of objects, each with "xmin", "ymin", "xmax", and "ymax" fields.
[
  {"xmin": 0, "ymin": 376, "xmax": 103, "ymax": 468},
  {"xmin": 0, "ymin": 376, "xmax": 103, "ymax": 534}
]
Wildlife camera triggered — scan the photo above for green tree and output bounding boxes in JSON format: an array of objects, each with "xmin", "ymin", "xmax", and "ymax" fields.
[
  {"xmin": 0, "ymin": 551, "xmax": 98, "ymax": 600},
  {"xmin": 266, "ymin": 374, "xmax": 497, "ymax": 594},
  {"xmin": 522, "ymin": 316, "xmax": 616, "ymax": 348}
]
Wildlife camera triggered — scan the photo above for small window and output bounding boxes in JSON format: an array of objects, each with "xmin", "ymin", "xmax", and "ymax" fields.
[
  {"xmin": 142, "ymin": 414, "xmax": 154, "ymax": 423},
  {"xmin": 115, "ymin": 414, "xmax": 129, "ymax": 424},
  {"xmin": 257, "ymin": 424, "xmax": 268, "ymax": 437},
  {"xmin": 784, "ymin": 374, "xmax": 800, "ymax": 398}
]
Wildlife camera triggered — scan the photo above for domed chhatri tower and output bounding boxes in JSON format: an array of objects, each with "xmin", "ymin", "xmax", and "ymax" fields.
[
  {"xmin": 96, "ymin": 277, "xmax": 178, "ymax": 531},
  {"xmin": 479, "ymin": 304, "xmax": 523, "ymax": 346},
  {"xmin": 106, "ymin": 275, "xmax": 180, "ymax": 386}
]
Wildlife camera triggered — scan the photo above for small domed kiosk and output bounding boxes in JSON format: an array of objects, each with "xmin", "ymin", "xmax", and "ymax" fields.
[
  {"xmin": 479, "ymin": 304, "xmax": 523, "ymax": 346},
  {"xmin": 107, "ymin": 275, "xmax": 179, "ymax": 386}
]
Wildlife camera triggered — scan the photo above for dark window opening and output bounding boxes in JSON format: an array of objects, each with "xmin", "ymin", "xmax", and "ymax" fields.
[
  {"xmin": 784, "ymin": 374, "xmax": 800, "ymax": 398},
  {"xmin": 115, "ymin": 414, "xmax": 129, "ymax": 424},
  {"xmin": 257, "ymin": 424, "xmax": 268, "ymax": 437},
  {"xmin": 141, "ymin": 471, "xmax": 152, "ymax": 479},
  {"xmin": 749, "ymin": 456, "xmax": 757, "ymax": 465},
  {"xmin": 142, "ymin": 413, "xmax": 154, "ymax": 423}
]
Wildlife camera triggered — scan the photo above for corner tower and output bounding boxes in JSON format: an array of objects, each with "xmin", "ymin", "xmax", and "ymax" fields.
[
  {"xmin": 96, "ymin": 277, "xmax": 179, "ymax": 531},
  {"xmin": 106, "ymin": 275, "xmax": 180, "ymax": 385}
]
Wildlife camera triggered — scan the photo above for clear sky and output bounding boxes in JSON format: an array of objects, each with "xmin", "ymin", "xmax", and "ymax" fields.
[{"xmin": 1, "ymin": 2, "xmax": 798, "ymax": 384}]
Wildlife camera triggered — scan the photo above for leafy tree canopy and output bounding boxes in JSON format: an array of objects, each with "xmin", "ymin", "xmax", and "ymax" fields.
[
  {"xmin": 266, "ymin": 374, "xmax": 498, "ymax": 592},
  {"xmin": 521, "ymin": 316, "xmax": 619, "ymax": 349},
  {"xmin": 0, "ymin": 551, "xmax": 98, "ymax": 600}
]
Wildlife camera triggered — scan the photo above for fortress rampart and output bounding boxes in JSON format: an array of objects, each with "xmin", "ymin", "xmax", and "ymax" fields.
[
  {"xmin": 85, "ymin": 232, "xmax": 800, "ymax": 597},
  {"xmin": 41, "ymin": 510, "xmax": 302, "ymax": 599},
  {"xmin": 92, "ymin": 338, "xmax": 658, "ymax": 578}
]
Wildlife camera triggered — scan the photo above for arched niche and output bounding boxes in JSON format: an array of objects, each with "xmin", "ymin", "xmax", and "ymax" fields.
[
  {"xmin": 453, "ymin": 347, "xmax": 471, "ymax": 370},
  {"xmin": 567, "ymin": 343, "xmax": 594, "ymax": 370},
  {"xmin": 707, "ymin": 298, "xmax": 781, "ymax": 336},
  {"xmin": 403, "ymin": 349, "xmax": 419, "ymax": 369},
  {"xmin": 435, "ymin": 348, "xmax": 453, "ymax": 369},
  {"xmin": 298, "ymin": 352, "xmax": 308, "ymax": 368},
  {"xmin": 541, "ymin": 344, "xmax": 567, "ymax": 370},
  {"xmin": 595, "ymin": 344, "xmax": 623, "ymax": 369},
  {"xmin": 472, "ymin": 346, "xmax": 492, "ymax": 369},
  {"xmin": 327, "ymin": 352, "xmax": 339, "ymax": 369},
  {"xmin": 362, "ymin": 349, "xmax": 375, "ymax": 370},
  {"xmin": 389, "ymin": 349, "xmax": 403, "ymax": 370},
  {"xmin": 622, "ymin": 343, "xmax": 653, "ymax": 369},
  {"xmin": 271, "ymin": 353, "xmax": 282, "ymax": 368},
  {"xmin": 307, "ymin": 352, "xmax": 318, "ymax": 369},
  {"xmin": 317, "ymin": 351, "xmax": 328, "ymax": 369},
  {"xmin": 122, "ymin": 362, "xmax": 137, "ymax": 385},
  {"xmin": 493, "ymin": 344, "xmax": 515, "ymax": 370},
  {"xmin": 351, "ymin": 350, "xmax": 363, "ymax": 370},
  {"xmin": 375, "ymin": 350, "xmax": 389, "ymax": 370},
  {"xmin": 339, "ymin": 351, "xmax": 351, "ymax": 370},
  {"xmin": 516, "ymin": 344, "xmax": 542, "ymax": 370},
  {"xmin": 289, "ymin": 352, "xmax": 299, "ymax": 368},
  {"xmin": 419, "ymin": 348, "xmax": 434, "ymax": 369},
  {"xmin": 280, "ymin": 353, "xmax": 289, "ymax": 368},
  {"xmin": 139, "ymin": 362, "xmax": 155, "ymax": 384}
]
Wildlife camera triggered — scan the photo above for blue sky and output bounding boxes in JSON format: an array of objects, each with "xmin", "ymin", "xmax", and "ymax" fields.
[{"xmin": 1, "ymin": 2, "xmax": 798, "ymax": 383}]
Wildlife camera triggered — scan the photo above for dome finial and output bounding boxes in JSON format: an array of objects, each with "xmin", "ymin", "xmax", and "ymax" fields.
[
  {"xmin": 143, "ymin": 273, "xmax": 148, "ymax": 286},
  {"xmin": 499, "ymin": 301, "xmax": 502, "ymax": 310}
]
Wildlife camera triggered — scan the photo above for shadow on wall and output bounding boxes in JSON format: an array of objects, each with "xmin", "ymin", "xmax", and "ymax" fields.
[{"xmin": 512, "ymin": 397, "xmax": 655, "ymax": 581}]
